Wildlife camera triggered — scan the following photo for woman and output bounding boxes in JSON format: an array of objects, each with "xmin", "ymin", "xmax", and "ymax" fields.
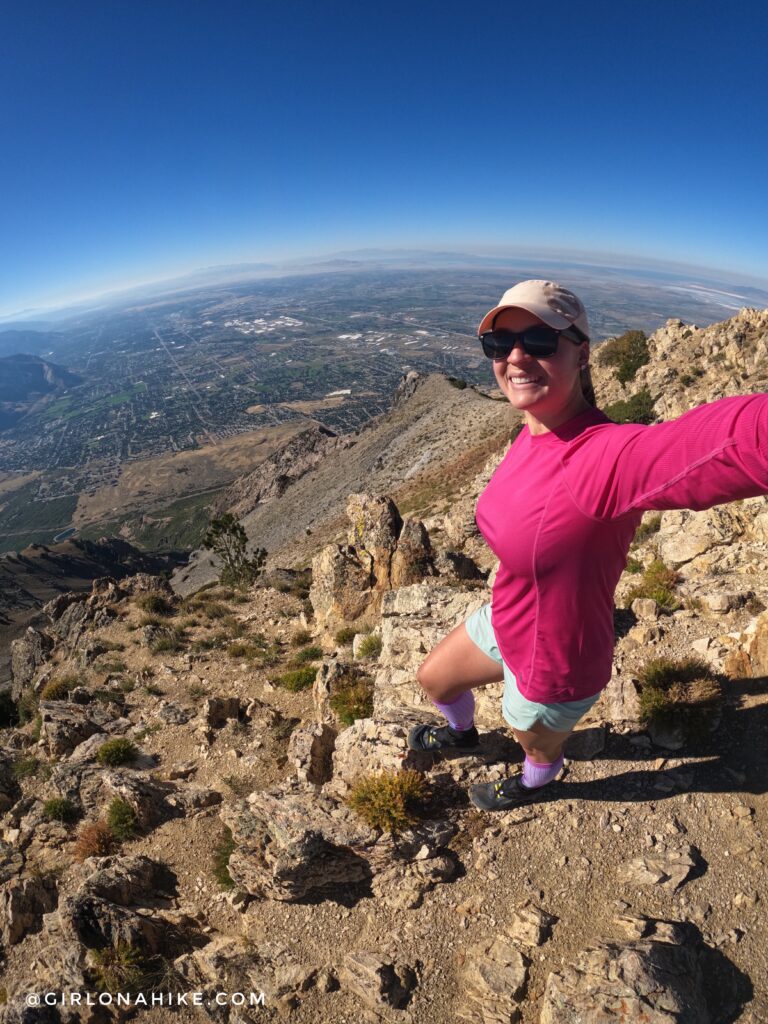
[{"xmin": 407, "ymin": 279, "xmax": 768, "ymax": 811}]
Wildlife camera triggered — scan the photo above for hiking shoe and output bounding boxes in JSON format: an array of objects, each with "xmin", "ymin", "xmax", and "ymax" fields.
[
  {"xmin": 468, "ymin": 774, "xmax": 552, "ymax": 811},
  {"xmin": 407, "ymin": 723, "xmax": 480, "ymax": 753}
]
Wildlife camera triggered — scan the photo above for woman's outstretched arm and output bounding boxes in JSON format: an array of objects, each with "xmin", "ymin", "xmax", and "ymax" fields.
[{"xmin": 562, "ymin": 392, "xmax": 768, "ymax": 519}]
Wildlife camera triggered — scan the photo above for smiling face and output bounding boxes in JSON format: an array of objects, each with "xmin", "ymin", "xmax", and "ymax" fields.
[{"xmin": 490, "ymin": 307, "xmax": 591, "ymax": 434}]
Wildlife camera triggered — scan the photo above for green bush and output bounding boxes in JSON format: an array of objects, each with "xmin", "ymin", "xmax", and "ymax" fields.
[
  {"xmin": 11, "ymin": 755, "xmax": 39, "ymax": 779},
  {"xmin": 347, "ymin": 770, "xmax": 429, "ymax": 832},
  {"xmin": 334, "ymin": 627, "xmax": 357, "ymax": 646},
  {"xmin": 603, "ymin": 389, "xmax": 656, "ymax": 425},
  {"xmin": 90, "ymin": 941, "xmax": 149, "ymax": 992},
  {"xmin": 632, "ymin": 513, "xmax": 662, "ymax": 546},
  {"xmin": 596, "ymin": 330, "xmax": 649, "ymax": 384},
  {"xmin": 96, "ymin": 738, "xmax": 138, "ymax": 767},
  {"xmin": 329, "ymin": 670, "xmax": 374, "ymax": 726},
  {"xmin": 16, "ymin": 689, "xmax": 38, "ymax": 725},
  {"xmin": 42, "ymin": 798, "xmax": 78, "ymax": 824},
  {"xmin": 293, "ymin": 644, "xmax": 323, "ymax": 664},
  {"xmin": 291, "ymin": 629, "xmax": 313, "ymax": 647},
  {"xmin": 106, "ymin": 797, "xmax": 138, "ymax": 840},
  {"xmin": 135, "ymin": 593, "xmax": 175, "ymax": 617},
  {"xmin": 202, "ymin": 514, "xmax": 267, "ymax": 588},
  {"xmin": 40, "ymin": 677, "xmax": 76, "ymax": 701},
  {"xmin": 357, "ymin": 634, "xmax": 382, "ymax": 659},
  {"xmin": 624, "ymin": 556, "xmax": 643, "ymax": 574},
  {"xmin": 625, "ymin": 559, "xmax": 681, "ymax": 613},
  {"xmin": 637, "ymin": 656, "xmax": 721, "ymax": 740},
  {"xmin": 276, "ymin": 666, "xmax": 317, "ymax": 692},
  {"xmin": 212, "ymin": 827, "xmax": 236, "ymax": 889},
  {"xmin": 149, "ymin": 626, "xmax": 187, "ymax": 654}
]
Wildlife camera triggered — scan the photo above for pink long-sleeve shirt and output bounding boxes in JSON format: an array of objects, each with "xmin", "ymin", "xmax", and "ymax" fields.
[{"xmin": 475, "ymin": 394, "xmax": 768, "ymax": 703}]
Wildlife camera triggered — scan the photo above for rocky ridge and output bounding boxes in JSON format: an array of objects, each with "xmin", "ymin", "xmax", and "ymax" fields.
[{"xmin": 1, "ymin": 306, "xmax": 768, "ymax": 1022}]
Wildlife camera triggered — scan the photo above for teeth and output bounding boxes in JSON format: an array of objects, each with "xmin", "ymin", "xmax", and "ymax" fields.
[{"xmin": 509, "ymin": 376, "xmax": 541, "ymax": 383}]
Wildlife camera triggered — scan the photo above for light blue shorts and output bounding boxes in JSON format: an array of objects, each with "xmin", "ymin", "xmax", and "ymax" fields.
[{"xmin": 464, "ymin": 603, "xmax": 601, "ymax": 732}]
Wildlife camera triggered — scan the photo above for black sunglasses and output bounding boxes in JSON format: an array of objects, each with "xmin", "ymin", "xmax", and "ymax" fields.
[{"xmin": 479, "ymin": 324, "xmax": 589, "ymax": 359}]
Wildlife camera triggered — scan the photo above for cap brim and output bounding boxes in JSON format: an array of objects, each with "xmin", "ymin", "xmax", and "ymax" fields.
[{"xmin": 477, "ymin": 302, "xmax": 571, "ymax": 337}]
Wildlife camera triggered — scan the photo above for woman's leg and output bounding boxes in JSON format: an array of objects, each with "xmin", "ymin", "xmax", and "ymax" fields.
[
  {"xmin": 416, "ymin": 622, "xmax": 504, "ymax": 703},
  {"xmin": 511, "ymin": 722, "xmax": 572, "ymax": 764}
]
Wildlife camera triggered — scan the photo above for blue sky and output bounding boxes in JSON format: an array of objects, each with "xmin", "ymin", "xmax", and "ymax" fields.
[{"xmin": 2, "ymin": 0, "xmax": 767, "ymax": 315}]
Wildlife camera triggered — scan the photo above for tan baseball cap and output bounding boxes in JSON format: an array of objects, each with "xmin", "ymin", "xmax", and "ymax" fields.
[{"xmin": 478, "ymin": 279, "xmax": 590, "ymax": 339}]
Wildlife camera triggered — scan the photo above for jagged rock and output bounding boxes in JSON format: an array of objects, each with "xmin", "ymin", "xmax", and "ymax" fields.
[
  {"xmin": 101, "ymin": 769, "xmax": 176, "ymax": 827},
  {"xmin": 287, "ymin": 722, "xmax": 336, "ymax": 785},
  {"xmin": 221, "ymin": 783, "xmax": 455, "ymax": 902},
  {"xmin": 373, "ymin": 582, "xmax": 496, "ymax": 722},
  {"xmin": 76, "ymin": 854, "xmax": 167, "ymax": 905},
  {"xmin": 631, "ymin": 597, "xmax": 659, "ymax": 619},
  {"xmin": 540, "ymin": 922, "xmax": 710, "ymax": 1023},
  {"xmin": 508, "ymin": 902, "xmax": 557, "ymax": 947},
  {"xmin": 390, "ymin": 518, "xmax": 434, "ymax": 587},
  {"xmin": 165, "ymin": 784, "xmax": 222, "ymax": 814},
  {"xmin": 657, "ymin": 506, "xmax": 751, "ymax": 569},
  {"xmin": 564, "ymin": 725, "xmax": 606, "ymax": 760},
  {"xmin": 310, "ymin": 544, "xmax": 374, "ymax": 625},
  {"xmin": 10, "ymin": 627, "xmax": 53, "ymax": 698},
  {"xmin": 44, "ymin": 579, "xmax": 122, "ymax": 647},
  {"xmin": 371, "ymin": 855, "xmax": 455, "ymax": 909},
  {"xmin": 156, "ymin": 700, "xmax": 194, "ymax": 725},
  {"xmin": 433, "ymin": 549, "xmax": 486, "ymax": 581},
  {"xmin": 202, "ymin": 696, "xmax": 243, "ymax": 728},
  {"xmin": 68, "ymin": 732, "xmax": 109, "ymax": 763},
  {"xmin": 338, "ymin": 952, "xmax": 419, "ymax": 1011},
  {"xmin": 37, "ymin": 701, "xmax": 113, "ymax": 757},
  {"xmin": 603, "ymin": 671, "xmax": 641, "ymax": 726},
  {"xmin": 455, "ymin": 934, "xmax": 529, "ymax": 1024},
  {"xmin": 618, "ymin": 844, "xmax": 698, "ymax": 891},
  {"xmin": 311, "ymin": 495, "xmax": 436, "ymax": 628},
  {"xmin": 0, "ymin": 840, "xmax": 24, "ymax": 884},
  {"xmin": 313, "ymin": 660, "xmax": 372, "ymax": 728},
  {"xmin": 647, "ymin": 718, "xmax": 686, "ymax": 750},
  {"xmin": 325, "ymin": 713, "xmax": 431, "ymax": 799}
]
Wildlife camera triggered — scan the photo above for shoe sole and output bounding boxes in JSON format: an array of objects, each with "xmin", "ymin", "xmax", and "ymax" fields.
[{"xmin": 468, "ymin": 784, "xmax": 546, "ymax": 812}]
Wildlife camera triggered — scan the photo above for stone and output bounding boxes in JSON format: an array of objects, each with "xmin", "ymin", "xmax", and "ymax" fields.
[
  {"xmin": 0, "ymin": 874, "xmax": 58, "ymax": 945},
  {"xmin": 564, "ymin": 726, "xmax": 606, "ymax": 760},
  {"xmin": 540, "ymin": 925, "xmax": 710, "ymax": 1024},
  {"xmin": 456, "ymin": 935, "xmax": 529, "ymax": 1024},
  {"xmin": 287, "ymin": 722, "xmax": 336, "ymax": 785},
  {"xmin": 37, "ymin": 701, "xmax": 110, "ymax": 757},
  {"xmin": 618, "ymin": 844, "xmax": 697, "ymax": 892},
  {"xmin": 657, "ymin": 505, "xmax": 750, "ymax": 568},
  {"xmin": 631, "ymin": 598, "xmax": 659, "ymax": 620},
  {"xmin": 0, "ymin": 753, "xmax": 19, "ymax": 813},
  {"xmin": 201, "ymin": 696, "xmax": 243, "ymax": 728},
  {"xmin": 10, "ymin": 628, "xmax": 54, "ymax": 699},
  {"xmin": 603, "ymin": 671, "xmax": 641, "ymax": 726},
  {"xmin": 338, "ymin": 952, "xmax": 419, "ymax": 1011},
  {"xmin": 390, "ymin": 518, "xmax": 434, "ymax": 587},
  {"xmin": 508, "ymin": 902, "xmax": 557, "ymax": 947}
]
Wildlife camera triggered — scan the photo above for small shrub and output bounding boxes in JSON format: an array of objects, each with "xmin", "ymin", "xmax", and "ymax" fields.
[
  {"xmin": 335, "ymin": 627, "xmax": 357, "ymax": 646},
  {"xmin": 679, "ymin": 374, "xmax": 694, "ymax": 387},
  {"xmin": 272, "ymin": 714, "xmax": 300, "ymax": 743},
  {"xmin": 74, "ymin": 820, "xmax": 116, "ymax": 860},
  {"xmin": 745, "ymin": 595, "xmax": 767, "ymax": 616},
  {"xmin": 106, "ymin": 797, "xmax": 138, "ymax": 840},
  {"xmin": 139, "ymin": 614, "xmax": 164, "ymax": 628},
  {"xmin": 357, "ymin": 634, "xmax": 382, "ymax": 659},
  {"xmin": 625, "ymin": 559, "xmax": 681, "ymax": 613},
  {"xmin": 685, "ymin": 595, "xmax": 705, "ymax": 613},
  {"xmin": 293, "ymin": 644, "xmax": 323, "ymax": 664},
  {"xmin": 624, "ymin": 556, "xmax": 643, "ymax": 574},
  {"xmin": 292, "ymin": 630, "xmax": 313, "ymax": 647},
  {"xmin": 347, "ymin": 770, "xmax": 429, "ymax": 832},
  {"xmin": 90, "ymin": 941, "xmax": 148, "ymax": 991},
  {"xmin": 202, "ymin": 514, "xmax": 267, "ymax": 588},
  {"xmin": 604, "ymin": 389, "xmax": 656, "ymax": 425},
  {"xmin": 31, "ymin": 714, "xmax": 42, "ymax": 742},
  {"xmin": 194, "ymin": 601, "xmax": 231, "ymax": 620},
  {"xmin": 149, "ymin": 627, "xmax": 187, "ymax": 654},
  {"xmin": 42, "ymin": 797, "xmax": 78, "ymax": 824},
  {"xmin": 632, "ymin": 513, "xmax": 662, "ymax": 546},
  {"xmin": 135, "ymin": 593, "xmax": 175, "ymax": 616},
  {"xmin": 188, "ymin": 682, "xmax": 207, "ymax": 698},
  {"xmin": 11, "ymin": 755, "xmax": 39, "ymax": 779},
  {"xmin": 96, "ymin": 738, "xmax": 138, "ymax": 767},
  {"xmin": 329, "ymin": 670, "xmax": 374, "ymax": 726},
  {"xmin": 101, "ymin": 659, "xmax": 128, "ymax": 674},
  {"xmin": 212, "ymin": 827, "xmax": 236, "ymax": 889},
  {"xmin": 637, "ymin": 656, "xmax": 722, "ymax": 740},
  {"xmin": 117, "ymin": 677, "xmax": 135, "ymax": 692},
  {"xmin": 276, "ymin": 666, "xmax": 317, "ymax": 692},
  {"xmin": 596, "ymin": 330, "xmax": 649, "ymax": 384},
  {"xmin": 40, "ymin": 676, "xmax": 77, "ymax": 701},
  {"xmin": 143, "ymin": 683, "xmax": 164, "ymax": 696},
  {"xmin": 17, "ymin": 689, "xmax": 39, "ymax": 725}
]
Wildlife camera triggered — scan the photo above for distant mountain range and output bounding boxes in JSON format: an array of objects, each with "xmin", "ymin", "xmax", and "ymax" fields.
[{"xmin": 0, "ymin": 353, "xmax": 80, "ymax": 428}]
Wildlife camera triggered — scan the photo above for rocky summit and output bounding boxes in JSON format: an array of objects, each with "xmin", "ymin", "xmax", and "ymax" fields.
[{"xmin": 1, "ymin": 307, "xmax": 768, "ymax": 1023}]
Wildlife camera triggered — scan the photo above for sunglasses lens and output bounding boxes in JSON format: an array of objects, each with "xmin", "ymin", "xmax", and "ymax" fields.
[{"xmin": 480, "ymin": 327, "xmax": 560, "ymax": 358}]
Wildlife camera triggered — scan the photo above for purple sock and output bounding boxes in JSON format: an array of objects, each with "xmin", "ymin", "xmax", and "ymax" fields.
[
  {"xmin": 521, "ymin": 753, "xmax": 564, "ymax": 789},
  {"xmin": 433, "ymin": 691, "xmax": 475, "ymax": 732}
]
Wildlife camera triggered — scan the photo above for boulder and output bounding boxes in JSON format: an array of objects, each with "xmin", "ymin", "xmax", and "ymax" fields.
[
  {"xmin": 540, "ymin": 922, "xmax": 710, "ymax": 1023},
  {"xmin": 10, "ymin": 628, "xmax": 53, "ymax": 699},
  {"xmin": 455, "ymin": 934, "xmax": 529, "ymax": 1024},
  {"xmin": 338, "ymin": 952, "xmax": 419, "ymax": 1011},
  {"xmin": 287, "ymin": 722, "xmax": 336, "ymax": 785},
  {"xmin": 618, "ymin": 843, "xmax": 698, "ymax": 892},
  {"xmin": 37, "ymin": 701, "xmax": 109, "ymax": 757}
]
